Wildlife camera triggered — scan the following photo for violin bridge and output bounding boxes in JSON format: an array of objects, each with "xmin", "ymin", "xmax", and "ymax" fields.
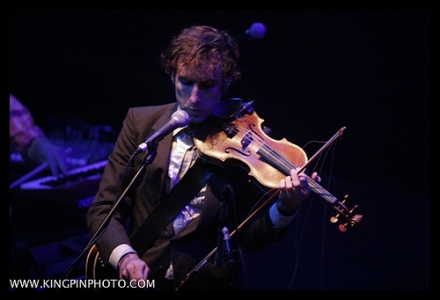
[
  {"xmin": 241, "ymin": 131, "xmax": 253, "ymax": 151},
  {"xmin": 222, "ymin": 123, "xmax": 238, "ymax": 138}
]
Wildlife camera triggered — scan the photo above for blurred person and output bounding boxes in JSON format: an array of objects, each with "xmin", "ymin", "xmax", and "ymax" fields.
[{"xmin": 10, "ymin": 93, "xmax": 68, "ymax": 178}]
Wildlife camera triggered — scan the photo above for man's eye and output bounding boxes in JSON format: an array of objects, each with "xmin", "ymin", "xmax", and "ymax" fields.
[
  {"xmin": 199, "ymin": 82, "xmax": 216, "ymax": 89},
  {"xmin": 181, "ymin": 79, "xmax": 194, "ymax": 86}
]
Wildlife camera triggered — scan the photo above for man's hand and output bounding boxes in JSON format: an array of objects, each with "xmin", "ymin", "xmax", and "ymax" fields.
[
  {"xmin": 117, "ymin": 252, "xmax": 150, "ymax": 287},
  {"xmin": 27, "ymin": 137, "xmax": 68, "ymax": 176},
  {"xmin": 277, "ymin": 169, "xmax": 320, "ymax": 215}
]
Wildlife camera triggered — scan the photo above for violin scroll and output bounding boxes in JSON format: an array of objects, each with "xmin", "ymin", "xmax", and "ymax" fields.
[{"xmin": 330, "ymin": 195, "xmax": 363, "ymax": 232}]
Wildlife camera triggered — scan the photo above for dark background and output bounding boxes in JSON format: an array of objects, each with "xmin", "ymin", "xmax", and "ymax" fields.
[{"xmin": 9, "ymin": 10, "xmax": 430, "ymax": 290}]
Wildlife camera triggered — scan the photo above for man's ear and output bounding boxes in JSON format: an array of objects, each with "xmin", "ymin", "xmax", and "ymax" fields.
[
  {"xmin": 170, "ymin": 73, "xmax": 176, "ymax": 84},
  {"xmin": 222, "ymin": 79, "xmax": 231, "ymax": 95}
]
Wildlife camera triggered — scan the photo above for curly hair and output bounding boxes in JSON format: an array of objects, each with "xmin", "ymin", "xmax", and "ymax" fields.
[{"xmin": 160, "ymin": 25, "xmax": 242, "ymax": 90}]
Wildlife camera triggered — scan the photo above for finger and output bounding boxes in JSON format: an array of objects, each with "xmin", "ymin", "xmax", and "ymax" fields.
[
  {"xmin": 288, "ymin": 171, "xmax": 301, "ymax": 188},
  {"xmin": 125, "ymin": 260, "xmax": 148, "ymax": 281},
  {"xmin": 279, "ymin": 177, "xmax": 295, "ymax": 200},
  {"xmin": 290, "ymin": 170, "xmax": 310, "ymax": 196},
  {"xmin": 47, "ymin": 156, "xmax": 59, "ymax": 177},
  {"xmin": 279, "ymin": 178, "xmax": 286, "ymax": 190},
  {"xmin": 55, "ymin": 152, "xmax": 68, "ymax": 175},
  {"xmin": 120, "ymin": 268, "xmax": 129, "ymax": 280},
  {"xmin": 298, "ymin": 174, "xmax": 308, "ymax": 184},
  {"xmin": 311, "ymin": 172, "xmax": 321, "ymax": 183},
  {"xmin": 291, "ymin": 177, "xmax": 301, "ymax": 189},
  {"xmin": 285, "ymin": 176, "xmax": 294, "ymax": 188}
]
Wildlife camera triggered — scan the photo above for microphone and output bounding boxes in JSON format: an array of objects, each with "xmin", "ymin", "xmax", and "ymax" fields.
[
  {"xmin": 214, "ymin": 201, "xmax": 228, "ymax": 268},
  {"xmin": 215, "ymin": 185, "xmax": 233, "ymax": 268},
  {"xmin": 222, "ymin": 226, "xmax": 234, "ymax": 267},
  {"xmin": 135, "ymin": 110, "xmax": 190, "ymax": 154},
  {"xmin": 244, "ymin": 22, "xmax": 266, "ymax": 40}
]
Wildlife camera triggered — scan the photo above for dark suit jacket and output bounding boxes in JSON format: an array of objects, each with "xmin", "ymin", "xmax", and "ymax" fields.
[{"xmin": 87, "ymin": 102, "xmax": 288, "ymax": 290}]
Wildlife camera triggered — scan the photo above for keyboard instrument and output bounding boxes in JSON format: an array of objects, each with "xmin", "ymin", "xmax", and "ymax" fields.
[{"xmin": 18, "ymin": 160, "xmax": 108, "ymax": 210}]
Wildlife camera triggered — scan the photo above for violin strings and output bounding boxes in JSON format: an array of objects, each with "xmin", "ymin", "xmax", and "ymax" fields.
[
  {"xmin": 232, "ymin": 123, "xmax": 338, "ymax": 205},
  {"xmin": 232, "ymin": 124, "xmax": 297, "ymax": 173}
]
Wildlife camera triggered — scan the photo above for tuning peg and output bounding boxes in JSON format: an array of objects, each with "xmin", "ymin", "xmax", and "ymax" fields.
[
  {"xmin": 330, "ymin": 195, "xmax": 363, "ymax": 231},
  {"xmin": 330, "ymin": 215, "xmax": 339, "ymax": 224},
  {"xmin": 338, "ymin": 223, "xmax": 348, "ymax": 232},
  {"xmin": 330, "ymin": 194, "xmax": 349, "ymax": 224}
]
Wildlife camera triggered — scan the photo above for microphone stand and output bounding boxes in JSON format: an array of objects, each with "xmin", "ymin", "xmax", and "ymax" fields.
[
  {"xmin": 61, "ymin": 145, "xmax": 158, "ymax": 280},
  {"xmin": 214, "ymin": 185, "xmax": 232, "ymax": 269},
  {"xmin": 211, "ymin": 185, "xmax": 236, "ymax": 288},
  {"xmin": 175, "ymin": 189, "xmax": 280, "ymax": 291}
]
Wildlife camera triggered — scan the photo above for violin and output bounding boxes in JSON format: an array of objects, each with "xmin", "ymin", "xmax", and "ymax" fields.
[
  {"xmin": 194, "ymin": 99, "xmax": 362, "ymax": 232},
  {"xmin": 176, "ymin": 100, "xmax": 363, "ymax": 290}
]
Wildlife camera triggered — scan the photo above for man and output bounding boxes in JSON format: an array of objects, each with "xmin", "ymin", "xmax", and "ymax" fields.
[{"xmin": 86, "ymin": 25, "xmax": 319, "ymax": 290}]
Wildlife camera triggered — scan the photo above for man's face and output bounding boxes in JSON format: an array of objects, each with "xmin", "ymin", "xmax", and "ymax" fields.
[{"xmin": 174, "ymin": 62, "xmax": 224, "ymax": 124}]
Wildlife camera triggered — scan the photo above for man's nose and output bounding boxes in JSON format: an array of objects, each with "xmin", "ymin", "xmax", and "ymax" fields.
[{"xmin": 189, "ymin": 85, "xmax": 202, "ymax": 103}]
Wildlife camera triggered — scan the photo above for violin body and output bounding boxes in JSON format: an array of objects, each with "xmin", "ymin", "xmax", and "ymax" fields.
[{"xmin": 194, "ymin": 110, "xmax": 308, "ymax": 189}]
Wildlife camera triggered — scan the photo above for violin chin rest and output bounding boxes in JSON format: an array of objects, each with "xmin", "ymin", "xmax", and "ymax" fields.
[{"xmin": 213, "ymin": 98, "xmax": 243, "ymax": 119}]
